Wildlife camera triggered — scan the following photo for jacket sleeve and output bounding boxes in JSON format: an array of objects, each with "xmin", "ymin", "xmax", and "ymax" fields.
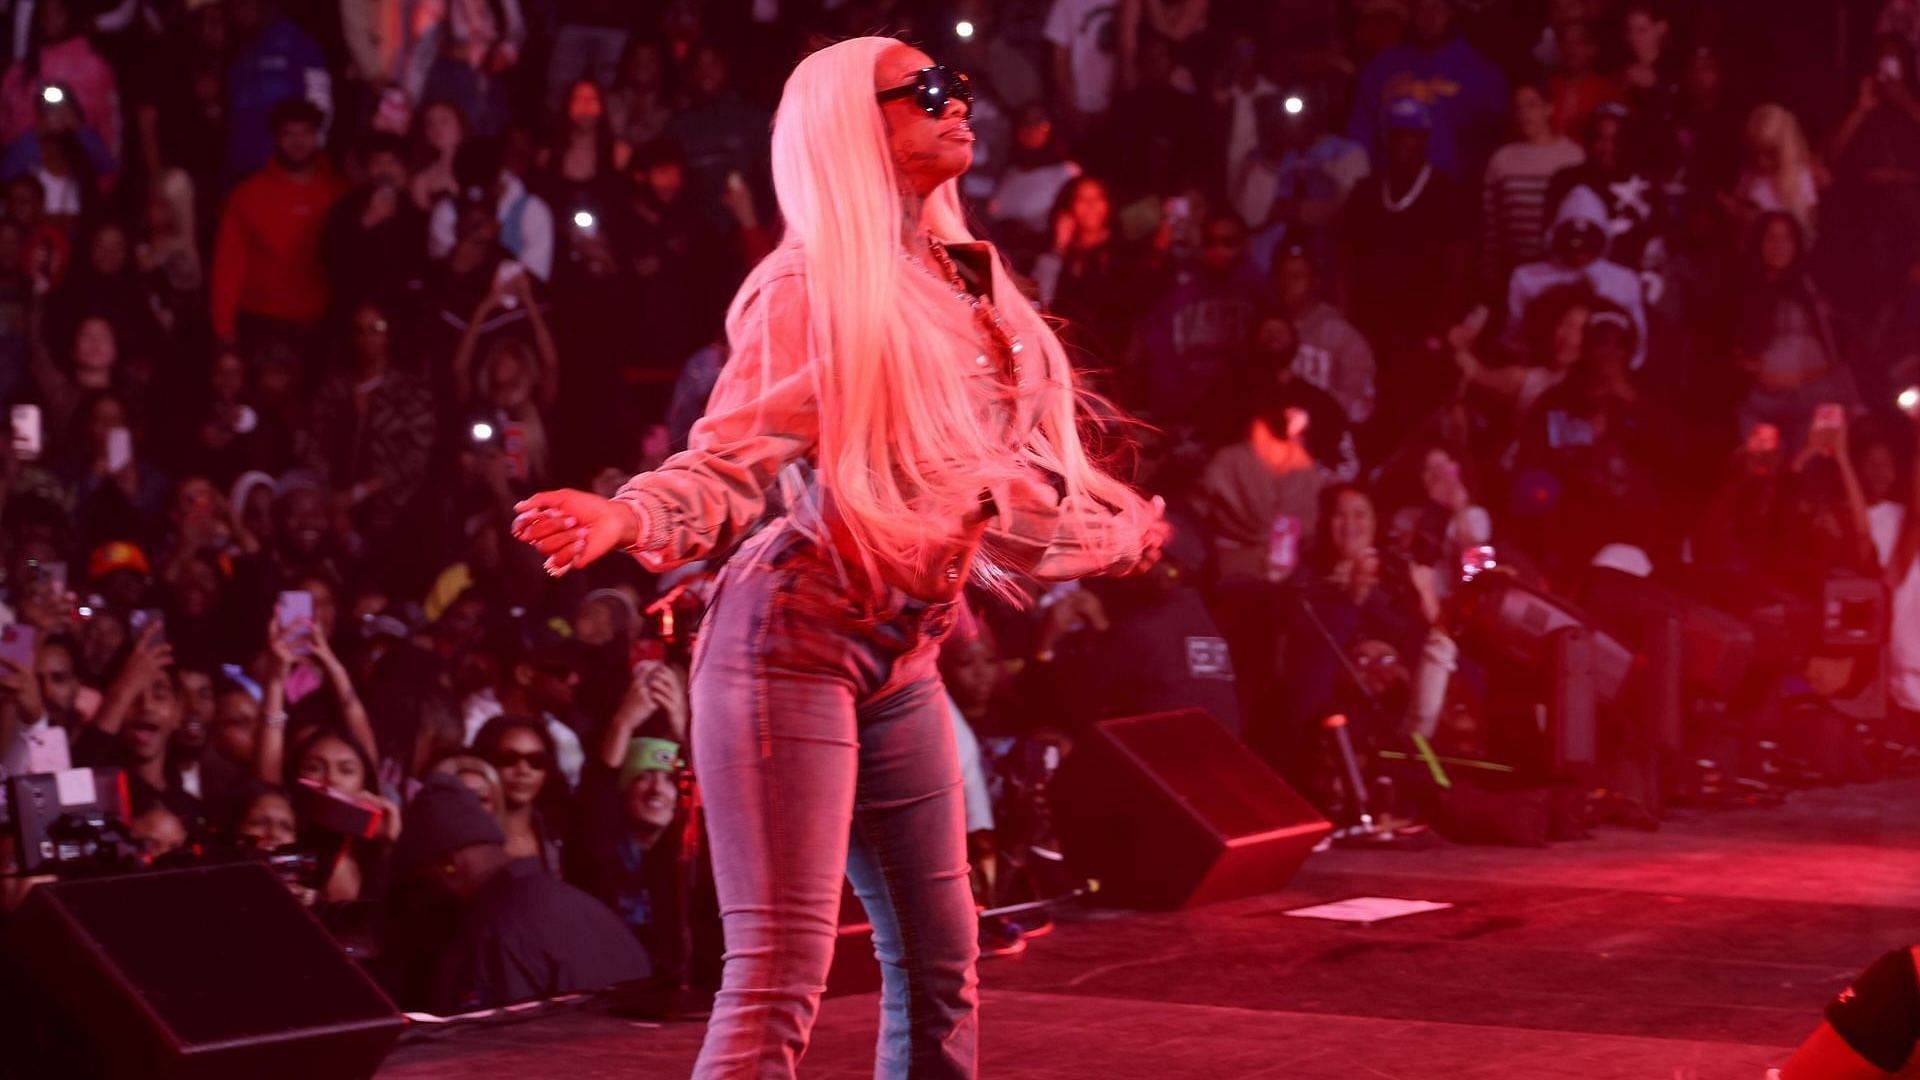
[
  {"xmin": 613, "ymin": 267, "xmax": 815, "ymax": 572},
  {"xmin": 979, "ymin": 468, "xmax": 1160, "ymax": 583}
]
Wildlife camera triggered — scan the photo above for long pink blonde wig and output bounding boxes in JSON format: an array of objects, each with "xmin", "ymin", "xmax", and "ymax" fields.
[{"xmin": 735, "ymin": 36, "xmax": 1146, "ymax": 605}]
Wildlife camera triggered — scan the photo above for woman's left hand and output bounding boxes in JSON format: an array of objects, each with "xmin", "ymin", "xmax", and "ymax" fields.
[{"xmin": 1120, "ymin": 496, "xmax": 1170, "ymax": 577}]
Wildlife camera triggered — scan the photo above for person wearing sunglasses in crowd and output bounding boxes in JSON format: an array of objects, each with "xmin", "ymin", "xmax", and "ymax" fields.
[
  {"xmin": 512, "ymin": 38, "xmax": 1169, "ymax": 1080},
  {"xmin": 472, "ymin": 714, "xmax": 568, "ymax": 874}
]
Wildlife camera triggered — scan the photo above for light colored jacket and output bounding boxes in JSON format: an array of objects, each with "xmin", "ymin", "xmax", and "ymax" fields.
[
  {"xmin": 1506, "ymin": 185, "xmax": 1649, "ymax": 368},
  {"xmin": 613, "ymin": 242, "xmax": 1159, "ymax": 603}
]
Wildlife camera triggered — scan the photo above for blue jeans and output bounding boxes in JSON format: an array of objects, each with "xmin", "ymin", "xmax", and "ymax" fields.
[{"xmin": 689, "ymin": 522, "xmax": 979, "ymax": 1079}]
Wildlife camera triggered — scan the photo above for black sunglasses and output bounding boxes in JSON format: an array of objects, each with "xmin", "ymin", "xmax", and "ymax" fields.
[
  {"xmin": 491, "ymin": 750, "xmax": 552, "ymax": 771},
  {"xmin": 875, "ymin": 65, "xmax": 973, "ymax": 117}
]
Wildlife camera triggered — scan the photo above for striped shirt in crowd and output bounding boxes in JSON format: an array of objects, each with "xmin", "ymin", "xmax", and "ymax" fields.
[{"xmin": 1481, "ymin": 137, "xmax": 1585, "ymax": 288}]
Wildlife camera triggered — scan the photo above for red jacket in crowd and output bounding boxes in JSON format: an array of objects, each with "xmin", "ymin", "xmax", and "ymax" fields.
[{"xmin": 210, "ymin": 159, "xmax": 345, "ymax": 341}]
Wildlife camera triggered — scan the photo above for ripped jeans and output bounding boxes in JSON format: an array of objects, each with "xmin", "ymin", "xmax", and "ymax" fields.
[{"xmin": 688, "ymin": 522, "xmax": 979, "ymax": 1079}]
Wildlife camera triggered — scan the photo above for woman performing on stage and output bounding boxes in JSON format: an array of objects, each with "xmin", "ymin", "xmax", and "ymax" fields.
[{"xmin": 511, "ymin": 36, "xmax": 1168, "ymax": 1078}]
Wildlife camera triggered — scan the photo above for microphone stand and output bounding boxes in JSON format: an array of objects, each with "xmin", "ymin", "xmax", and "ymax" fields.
[{"xmin": 1294, "ymin": 592, "xmax": 1436, "ymax": 850}]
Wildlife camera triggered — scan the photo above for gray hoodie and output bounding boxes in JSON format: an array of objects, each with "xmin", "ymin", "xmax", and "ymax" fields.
[
  {"xmin": 1292, "ymin": 302, "xmax": 1377, "ymax": 424},
  {"xmin": 1504, "ymin": 185, "xmax": 1649, "ymax": 367}
]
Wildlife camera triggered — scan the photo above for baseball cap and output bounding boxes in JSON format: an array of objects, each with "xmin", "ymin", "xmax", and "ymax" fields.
[
  {"xmin": 1590, "ymin": 543, "xmax": 1653, "ymax": 578},
  {"xmin": 392, "ymin": 774, "xmax": 506, "ymax": 880},
  {"xmin": 619, "ymin": 737, "xmax": 684, "ymax": 787},
  {"xmin": 267, "ymin": 96, "xmax": 326, "ymax": 131},
  {"xmin": 580, "ymin": 588, "xmax": 639, "ymax": 636},
  {"xmin": 273, "ymin": 469, "xmax": 327, "ymax": 504},
  {"xmin": 88, "ymin": 540, "xmax": 150, "ymax": 582},
  {"xmin": 359, "ymin": 613, "xmax": 411, "ymax": 642},
  {"xmin": 1384, "ymin": 96, "xmax": 1433, "ymax": 131},
  {"xmin": 509, "ymin": 615, "xmax": 579, "ymax": 672}
]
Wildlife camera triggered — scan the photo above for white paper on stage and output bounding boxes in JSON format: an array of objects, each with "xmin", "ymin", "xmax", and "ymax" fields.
[{"xmin": 1281, "ymin": 896, "xmax": 1453, "ymax": 924}]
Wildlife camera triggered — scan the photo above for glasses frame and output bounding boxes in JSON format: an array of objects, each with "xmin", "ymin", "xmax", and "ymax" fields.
[
  {"xmin": 490, "ymin": 750, "xmax": 553, "ymax": 772},
  {"xmin": 874, "ymin": 65, "xmax": 973, "ymax": 118}
]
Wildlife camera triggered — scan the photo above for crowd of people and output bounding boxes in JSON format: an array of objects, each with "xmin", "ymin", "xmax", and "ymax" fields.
[{"xmin": 0, "ymin": 0, "xmax": 1914, "ymax": 1011}]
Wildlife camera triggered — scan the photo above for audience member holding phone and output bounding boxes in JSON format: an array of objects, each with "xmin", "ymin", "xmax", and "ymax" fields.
[
  {"xmin": 254, "ymin": 599, "xmax": 383, "ymax": 819},
  {"xmin": 452, "ymin": 259, "xmax": 560, "ymax": 491},
  {"xmin": 565, "ymin": 660, "xmax": 696, "ymax": 979},
  {"xmin": 473, "ymin": 714, "xmax": 570, "ymax": 874},
  {"xmin": 0, "ymin": 623, "xmax": 55, "ymax": 777},
  {"xmin": 252, "ymin": 598, "xmax": 396, "ymax": 907}
]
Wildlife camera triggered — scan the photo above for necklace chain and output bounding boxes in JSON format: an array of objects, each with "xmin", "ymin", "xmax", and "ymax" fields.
[
  {"xmin": 1381, "ymin": 163, "xmax": 1434, "ymax": 214},
  {"xmin": 907, "ymin": 236, "xmax": 1023, "ymax": 363}
]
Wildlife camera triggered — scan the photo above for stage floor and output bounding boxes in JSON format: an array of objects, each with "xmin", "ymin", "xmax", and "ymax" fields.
[{"xmin": 380, "ymin": 778, "xmax": 1920, "ymax": 1079}]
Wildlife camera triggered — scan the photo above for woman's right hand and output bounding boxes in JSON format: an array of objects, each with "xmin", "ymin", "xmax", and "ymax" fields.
[{"xmin": 512, "ymin": 489, "xmax": 640, "ymax": 576}]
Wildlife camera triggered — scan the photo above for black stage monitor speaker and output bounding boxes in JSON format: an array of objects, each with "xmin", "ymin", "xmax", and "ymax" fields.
[
  {"xmin": 1054, "ymin": 709, "xmax": 1331, "ymax": 910},
  {"xmin": 5, "ymin": 862, "xmax": 405, "ymax": 1079}
]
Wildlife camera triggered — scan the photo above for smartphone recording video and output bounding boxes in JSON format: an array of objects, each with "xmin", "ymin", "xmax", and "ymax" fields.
[
  {"xmin": 129, "ymin": 608, "xmax": 166, "ymax": 645},
  {"xmin": 277, "ymin": 590, "xmax": 314, "ymax": 655},
  {"xmin": 0, "ymin": 623, "xmax": 37, "ymax": 673},
  {"xmin": 105, "ymin": 426, "xmax": 132, "ymax": 472}
]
